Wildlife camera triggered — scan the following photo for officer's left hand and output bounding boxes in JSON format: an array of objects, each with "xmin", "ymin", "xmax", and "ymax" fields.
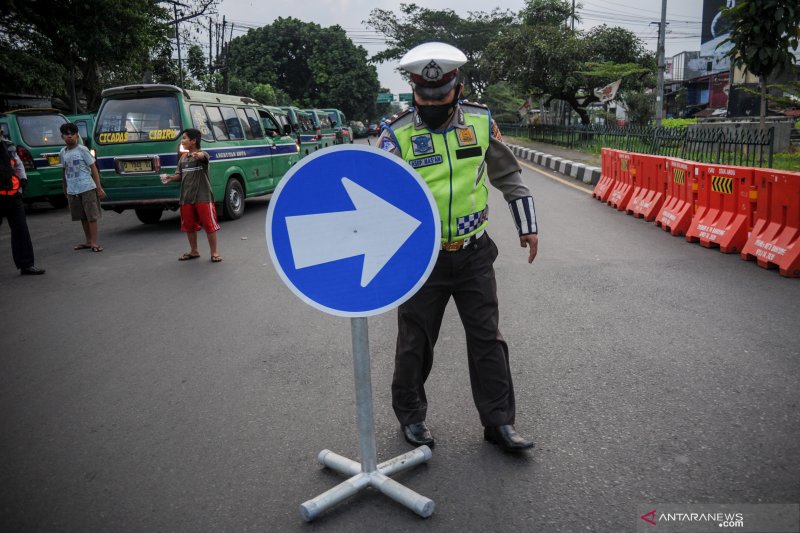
[
  {"xmin": 520, "ymin": 234, "xmax": 538, "ymax": 264},
  {"xmin": 19, "ymin": 179, "xmax": 27, "ymax": 194}
]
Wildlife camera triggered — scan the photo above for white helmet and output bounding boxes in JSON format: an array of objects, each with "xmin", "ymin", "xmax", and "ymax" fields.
[{"xmin": 399, "ymin": 42, "xmax": 467, "ymax": 100}]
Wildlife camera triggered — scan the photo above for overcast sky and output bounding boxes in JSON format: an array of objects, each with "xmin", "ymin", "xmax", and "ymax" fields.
[{"xmin": 211, "ymin": 0, "xmax": 704, "ymax": 95}]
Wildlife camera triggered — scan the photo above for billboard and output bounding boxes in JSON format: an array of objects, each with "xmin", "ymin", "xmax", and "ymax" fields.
[{"xmin": 701, "ymin": 0, "xmax": 735, "ymax": 58}]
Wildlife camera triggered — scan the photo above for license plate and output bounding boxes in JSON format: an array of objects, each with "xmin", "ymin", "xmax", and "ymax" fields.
[
  {"xmin": 46, "ymin": 155, "xmax": 60, "ymax": 166},
  {"xmin": 122, "ymin": 160, "xmax": 153, "ymax": 173}
]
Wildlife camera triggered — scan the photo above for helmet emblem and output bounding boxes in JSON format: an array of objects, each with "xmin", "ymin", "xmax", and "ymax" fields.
[{"xmin": 421, "ymin": 61, "xmax": 443, "ymax": 82}]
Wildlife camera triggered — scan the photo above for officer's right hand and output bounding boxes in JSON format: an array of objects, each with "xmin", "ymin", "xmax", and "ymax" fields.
[{"xmin": 520, "ymin": 234, "xmax": 538, "ymax": 264}]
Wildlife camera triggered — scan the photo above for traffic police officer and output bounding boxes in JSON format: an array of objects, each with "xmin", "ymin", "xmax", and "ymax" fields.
[
  {"xmin": 377, "ymin": 42, "xmax": 537, "ymax": 452},
  {"xmin": 0, "ymin": 136, "xmax": 45, "ymax": 275}
]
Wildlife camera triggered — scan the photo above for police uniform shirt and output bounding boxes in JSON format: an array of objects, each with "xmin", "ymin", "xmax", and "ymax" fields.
[{"xmin": 378, "ymin": 102, "xmax": 537, "ymax": 236}]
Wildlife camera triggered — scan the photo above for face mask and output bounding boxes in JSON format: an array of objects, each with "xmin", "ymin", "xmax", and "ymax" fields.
[{"xmin": 415, "ymin": 89, "xmax": 460, "ymax": 130}]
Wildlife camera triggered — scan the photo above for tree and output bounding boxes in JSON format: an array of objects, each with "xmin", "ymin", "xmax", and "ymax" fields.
[
  {"xmin": 484, "ymin": 0, "xmax": 655, "ymax": 125},
  {"xmin": 227, "ymin": 18, "xmax": 379, "ymax": 119},
  {"xmin": 365, "ymin": 4, "xmax": 514, "ymax": 98},
  {"xmin": 1, "ymin": 1, "xmax": 174, "ymax": 111},
  {"xmin": 721, "ymin": 0, "xmax": 800, "ymax": 127}
]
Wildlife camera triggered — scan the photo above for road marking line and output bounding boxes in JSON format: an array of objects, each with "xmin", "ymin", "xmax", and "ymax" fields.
[{"xmin": 517, "ymin": 159, "xmax": 593, "ymax": 195}]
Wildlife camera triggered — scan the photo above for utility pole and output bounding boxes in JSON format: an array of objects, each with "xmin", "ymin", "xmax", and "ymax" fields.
[
  {"xmin": 572, "ymin": 0, "xmax": 576, "ymax": 31},
  {"xmin": 173, "ymin": 3, "xmax": 183, "ymax": 88},
  {"xmin": 654, "ymin": 0, "xmax": 668, "ymax": 127}
]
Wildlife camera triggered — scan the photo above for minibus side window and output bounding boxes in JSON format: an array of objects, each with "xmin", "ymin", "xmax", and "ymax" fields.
[
  {"xmin": 219, "ymin": 106, "xmax": 244, "ymax": 140},
  {"xmin": 190, "ymin": 105, "xmax": 214, "ymax": 142},
  {"xmin": 258, "ymin": 110, "xmax": 281, "ymax": 137},
  {"xmin": 205, "ymin": 106, "xmax": 228, "ymax": 140},
  {"xmin": 243, "ymin": 108, "xmax": 263, "ymax": 138},
  {"xmin": 235, "ymin": 108, "xmax": 254, "ymax": 140}
]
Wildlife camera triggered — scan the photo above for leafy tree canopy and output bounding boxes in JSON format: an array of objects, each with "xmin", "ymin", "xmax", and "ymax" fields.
[
  {"xmin": 485, "ymin": 0, "xmax": 654, "ymax": 124},
  {"xmin": 365, "ymin": 3, "xmax": 515, "ymax": 97},
  {"xmin": 227, "ymin": 18, "xmax": 379, "ymax": 119},
  {"xmin": 1, "ymin": 1, "xmax": 180, "ymax": 110},
  {"xmin": 721, "ymin": 0, "xmax": 800, "ymax": 124}
]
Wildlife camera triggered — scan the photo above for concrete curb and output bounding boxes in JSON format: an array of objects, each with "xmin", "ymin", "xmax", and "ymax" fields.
[{"xmin": 507, "ymin": 144, "xmax": 602, "ymax": 186}]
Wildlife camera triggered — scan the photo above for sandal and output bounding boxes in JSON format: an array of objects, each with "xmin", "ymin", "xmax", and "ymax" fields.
[
  {"xmin": 210, "ymin": 254, "xmax": 223, "ymax": 263},
  {"xmin": 91, "ymin": 246, "xmax": 104, "ymax": 253},
  {"xmin": 74, "ymin": 243, "xmax": 92, "ymax": 250},
  {"xmin": 178, "ymin": 252, "xmax": 200, "ymax": 261}
]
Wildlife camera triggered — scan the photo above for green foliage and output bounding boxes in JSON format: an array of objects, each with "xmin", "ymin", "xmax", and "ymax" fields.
[
  {"xmin": 365, "ymin": 4, "xmax": 515, "ymax": 97},
  {"xmin": 661, "ymin": 118, "xmax": 698, "ymax": 128},
  {"xmin": 1, "ymin": 0, "xmax": 175, "ymax": 110},
  {"xmin": 622, "ymin": 91, "xmax": 655, "ymax": 126},
  {"xmin": 484, "ymin": 2, "xmax": 655, "ymax": 124},
  {"xmin": 721, "ymin": 0, "xmax": 800, "ymax": 123},
  {"xmin": 772, "ymin": 152, "xmax": 800, "ymax": 171},
  {"xmin": 480, "ymin": 82, "xmax": 526, "ymax": 122},
  {"xmin": 227, "ymin": 18, "xmax": 379, "ymax": 119},
  {"xmin": 721, "ymin": 0, "xmax": 800, "ymax": 79}
]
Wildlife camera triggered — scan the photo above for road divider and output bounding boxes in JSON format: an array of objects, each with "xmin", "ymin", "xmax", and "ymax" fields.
[
  {"xmin": 741, "ymin": 168, "xmax": 800, "ymax": 277},
  {"xmin": 509, "ymin": 144, "xmax": 800, "ymax": 278}
]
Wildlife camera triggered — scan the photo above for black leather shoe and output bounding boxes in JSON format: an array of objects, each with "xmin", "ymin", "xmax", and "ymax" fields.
[
  {"xmin": 484, "ymin": 425, "xmax": 534, "ymax": 452},
  {"xmin": 20, "ymin": 266, "xmax": 45, "ymax": 275},
  {"xmin": 402, "ymin": 421, "xmax": 434, "ymax": 447}
]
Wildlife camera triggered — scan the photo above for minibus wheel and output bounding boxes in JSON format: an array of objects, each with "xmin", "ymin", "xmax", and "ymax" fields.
[
  {"xmin": 223, "ymin": 178, "xmax": 244, "ymax": 220},
  {"xmin": 135, "ymin": 208, "xmax": 163, "ymax": 224}
]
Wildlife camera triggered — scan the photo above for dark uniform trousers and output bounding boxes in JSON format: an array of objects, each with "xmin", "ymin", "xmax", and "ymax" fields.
[
  {"xmin": 0, "ymin": 192, "xmax": 35, "ymax": 270},
  {"xmin": 392, "ymin": 233, "xmax": 516, "ymax": 428}
]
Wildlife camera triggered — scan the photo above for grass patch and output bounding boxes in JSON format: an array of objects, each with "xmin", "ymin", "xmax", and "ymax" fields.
[{"xmin": 772, "ymin": 152, "xmax": 800, "ymax": 171}]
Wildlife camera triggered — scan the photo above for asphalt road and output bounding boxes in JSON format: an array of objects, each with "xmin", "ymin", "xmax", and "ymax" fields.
[{"xmin": 1, "ymin": 140, "xmax": 798, "ymax": 532}]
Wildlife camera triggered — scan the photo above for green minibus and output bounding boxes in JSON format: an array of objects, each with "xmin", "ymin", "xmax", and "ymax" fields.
[
  {"xmin": 0, "ymin": 108, "xmax": 71, "ymax": 208},
  {"xmin": 279, "ymin": 106, "xmax": 321, "ymax": 156},
  {"xmin": 94, "ymin": 84, "xmax": 300, "ymax": 223},
  {"xmin": 304, "ymin": 109, "xmax": 337, "ymax": 149},
  {"xmin": 65, "ymin": 113, "xmax": 95, "ymax": 151},
  {"xmin": 322, "ymin": 108, "xmax": 352, "ymax": 144}
]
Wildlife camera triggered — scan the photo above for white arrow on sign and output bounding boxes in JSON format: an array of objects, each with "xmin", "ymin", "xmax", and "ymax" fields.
[{"xmin": 285, "ymin": 177, "xmax": 422, "ymax": 287}]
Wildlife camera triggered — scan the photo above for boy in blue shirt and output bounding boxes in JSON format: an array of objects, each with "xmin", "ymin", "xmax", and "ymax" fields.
[{"xmin": 60, "ymin": 123, "xmax": 106, "ymax": 252}]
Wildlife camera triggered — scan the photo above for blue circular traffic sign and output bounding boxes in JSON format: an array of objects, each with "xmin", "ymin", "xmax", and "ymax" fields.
[{"xmin": 266, "ymin": 145, "xmax": 440, "ymax": 317}]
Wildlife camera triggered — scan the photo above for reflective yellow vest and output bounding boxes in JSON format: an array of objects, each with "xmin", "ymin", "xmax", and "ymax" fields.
[{"xmin": 390, "ymin": 104, "xmax": 491, "ymax": 242}]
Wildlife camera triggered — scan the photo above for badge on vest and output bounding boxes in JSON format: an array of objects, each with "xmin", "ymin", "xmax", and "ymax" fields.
[
  {"xmin": 409, "ymin": 155, "xmax": 443, "ymax": 169},
  {"xmin": 410, "ymin": 133, "xmax": 434, "ymax": 156},
  {"xmin": 456, "ymin": 125, "xmax": 477, "ymax": 147}
]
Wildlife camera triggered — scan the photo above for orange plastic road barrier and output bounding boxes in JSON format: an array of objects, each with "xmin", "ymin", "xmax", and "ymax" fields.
[
  {"xmin": 592, "ymin": 148, "xmax": 617, "ymax": 202},
  {"xmin": 685, "ymin": 163, "xmax": 756, "ymax": 253},
  {"xmin": 655, "ymin": 158, "xmax": 697, "ymax": 236},
  {"xmin": 626, "ymin": 153, "xmax": 667, "ymax": 221},
  {"xmin": 741, "ymin": 169, "xmax": 800, "ymax": 277},
  {"xmin": 607, "ymin": 151, "xmax": 635, "ymax": 210}
]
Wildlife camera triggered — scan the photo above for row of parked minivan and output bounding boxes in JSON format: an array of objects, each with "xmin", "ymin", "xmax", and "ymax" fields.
[{"xmin": 0, "ymin": 84, "xmax": 356, "ymax": 222}]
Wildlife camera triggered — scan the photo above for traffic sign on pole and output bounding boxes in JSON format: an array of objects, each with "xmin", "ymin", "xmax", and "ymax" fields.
[
  {"xmin": 266, "ymin": 144, "xmax": 440, "ymax": 317},
  {"xmin": 376, "ymin": 92, "xmax": 394, "ymax": 103},
  {"xmin": 265, "ymin": 145, "xmax": 440, "ymax": 521},
  {"xmin": 399, "ymin": 92, "xmax": 413, "ymax": 103}
]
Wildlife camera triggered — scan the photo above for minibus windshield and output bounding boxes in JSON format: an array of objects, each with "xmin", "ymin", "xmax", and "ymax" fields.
[{"xmin": 96, "ymin": 95, "xmax": 181, "ymax": 144}]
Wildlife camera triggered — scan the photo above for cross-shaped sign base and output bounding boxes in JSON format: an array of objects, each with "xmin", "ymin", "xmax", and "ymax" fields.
[{"xmin": 299, "ymin": 318, "xmax": 434, "ymax": 521}]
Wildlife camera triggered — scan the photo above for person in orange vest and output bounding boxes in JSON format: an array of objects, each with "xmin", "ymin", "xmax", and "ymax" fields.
[{"xmin": 0, "ymin": 135, "xmax": 45, "ymax": 275}]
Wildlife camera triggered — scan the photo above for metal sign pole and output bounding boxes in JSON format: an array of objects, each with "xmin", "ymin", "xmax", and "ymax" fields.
[{"xmin": 299, "ymin": 317, "xmax": 435, "ymax": 521}]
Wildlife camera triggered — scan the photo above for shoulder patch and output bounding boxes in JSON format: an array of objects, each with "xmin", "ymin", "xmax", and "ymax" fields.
[
  {"xmin": 491, "ymin": 119, "xmax": 504, "ymax": 142},
  {"xmin": 386, "ymin": 108, "xmax": 412, "ymax": 126},
  {"xmin": 379, "ymin": 136, "xmax": 397, "ymax": 152}
]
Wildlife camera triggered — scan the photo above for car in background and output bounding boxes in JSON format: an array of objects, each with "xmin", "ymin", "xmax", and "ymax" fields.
[
  {"xmin": 0, "ymin": 108, "xmax": 72, "ymax": 208},
  {"xmin": 367, "ymin": 123, "xmax": 380, "ymax": 136},
  {"xmin": 65, "ymin": 112, "xmax": 95, "ymax": 151},
  {"xmin": 350, "ymin": 120, "xmax": 368, "ymax": 139}
]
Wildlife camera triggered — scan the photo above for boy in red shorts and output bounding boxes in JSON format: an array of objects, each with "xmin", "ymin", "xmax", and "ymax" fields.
[{"xmin": 161, "ymin": 128, "xmax": 222, "ymax": 262}]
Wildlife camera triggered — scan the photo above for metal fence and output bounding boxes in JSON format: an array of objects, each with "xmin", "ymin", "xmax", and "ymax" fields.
[{"xmin": 499, "ymin": 123, "xmax": 775, "ymax": 168}]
